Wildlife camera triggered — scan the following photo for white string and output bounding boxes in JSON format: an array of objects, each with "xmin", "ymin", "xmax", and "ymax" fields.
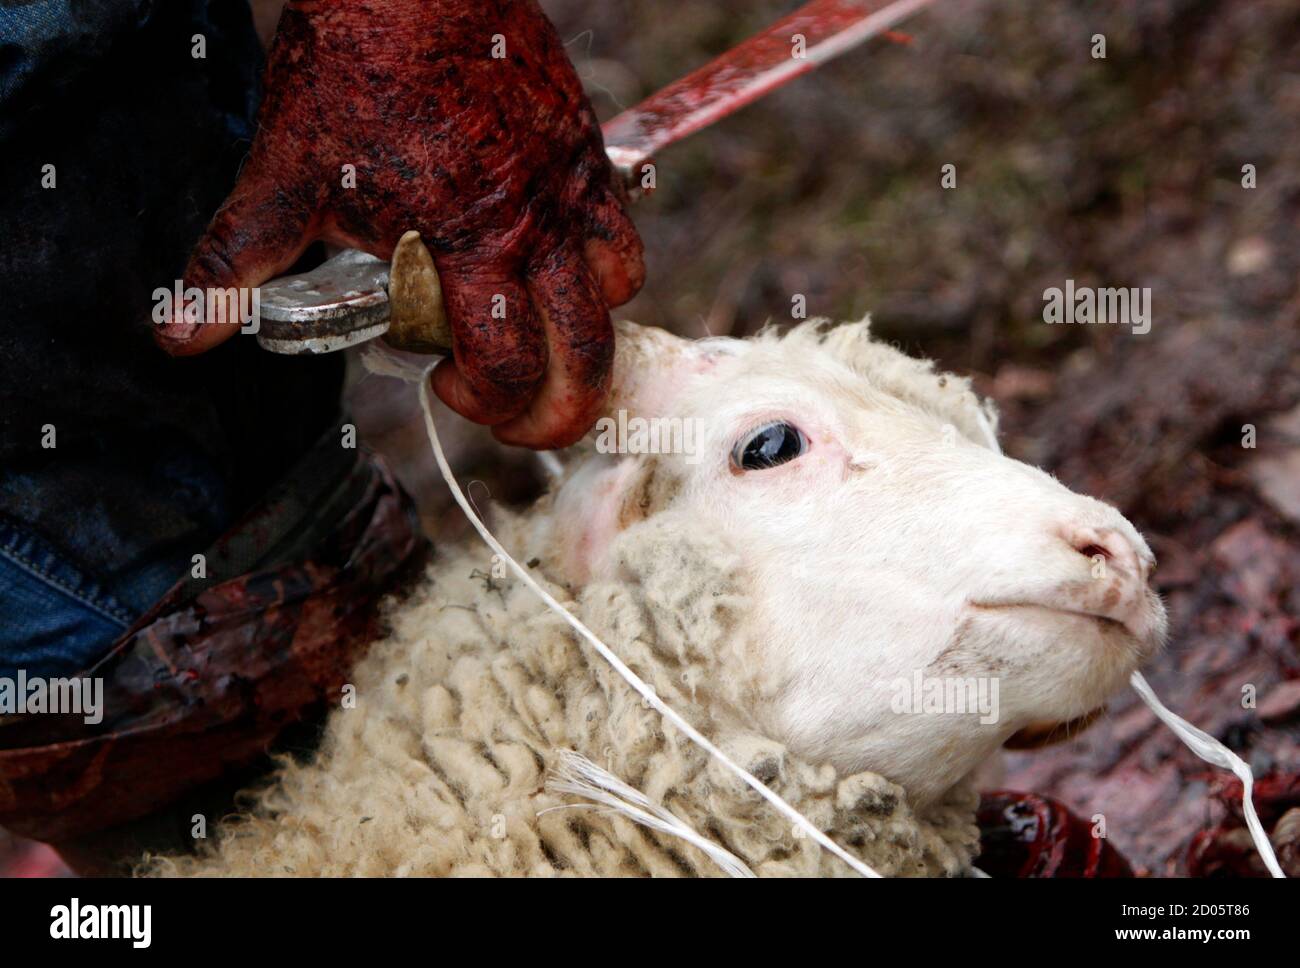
[
  {"xmin": 400, "ymin": 364, "xmax": 880, "ymax": 878},
  {"xmin": 979, "ymin": 401, "xmax": 1283, "ymax": 877},
  {"xmin": 541, "ymin": 749, "xmax": 755, "ymax": 877},
  {"xmin": 1130, "ymin": 671, "xmax": 1285, "ymax": 878}
]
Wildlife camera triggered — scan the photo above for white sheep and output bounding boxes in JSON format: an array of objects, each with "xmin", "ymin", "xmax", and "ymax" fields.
[{"xmin": 149, "ymin": 318, "xmax": 1167, "ymax": 877}]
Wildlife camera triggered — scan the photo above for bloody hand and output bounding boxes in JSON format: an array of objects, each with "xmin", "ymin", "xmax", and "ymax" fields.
[{"xmin": 157, "ymin": 0, "xmax": 644, "ymax": 448}]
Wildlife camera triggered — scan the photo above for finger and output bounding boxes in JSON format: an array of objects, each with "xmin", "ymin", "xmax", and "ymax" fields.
[
  {"xmin": 430, "ymin": 267, "xmax": 546, "ymax": 426},
  {"xmin": 492, "ymin": 242, "xmax": 613, "ymax": 449},
  {"xmin": 581, "ymin": 185, "xmax": 645, "ymax": 308},
  {"xmin": 155, "ymin": 154, "xmax": 316, "ymax": 356}
]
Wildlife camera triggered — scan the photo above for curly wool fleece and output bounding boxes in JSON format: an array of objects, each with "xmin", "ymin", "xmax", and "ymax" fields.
[{"xmin": 150, "ymin": 512, "xmax": 980, "ymax": 877}]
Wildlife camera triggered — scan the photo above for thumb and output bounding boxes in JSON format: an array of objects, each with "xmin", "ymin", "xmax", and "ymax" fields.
[{"xmin": 155, "ymin": 155, "xmax": 317, "ymax": 356}]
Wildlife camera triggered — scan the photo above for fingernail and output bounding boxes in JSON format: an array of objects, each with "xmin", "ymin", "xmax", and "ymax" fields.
[{"xmin": 158, "ymin": 321, "xmax": 200, "ymax": 344}]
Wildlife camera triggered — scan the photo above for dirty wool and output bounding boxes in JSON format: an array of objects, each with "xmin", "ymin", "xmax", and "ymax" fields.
[{"xmin": 148, "ymin": 511, "xmax": 978, "ymax": 877}]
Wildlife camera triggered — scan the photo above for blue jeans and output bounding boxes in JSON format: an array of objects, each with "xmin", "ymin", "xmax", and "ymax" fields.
[
  {"xmin": 0, "ymin": 519, "xmax": 138, "ymax": 679},
  {"xmin": 0, "ymin": 522, "xmax": 133, "ymax": 680}
]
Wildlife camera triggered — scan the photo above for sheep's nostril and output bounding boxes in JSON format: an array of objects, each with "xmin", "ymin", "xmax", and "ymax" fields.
[{"xmin": 1066, "ymin": 526, "xmax": 1146, "ymax": 583}]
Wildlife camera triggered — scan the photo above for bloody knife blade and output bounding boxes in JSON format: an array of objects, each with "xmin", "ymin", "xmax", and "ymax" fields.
[
  {"xmin": 602, "ymin": 0, "xmax": 936, "ymax": 179},
  {"xmin": 257, "ymin": 0, "xmax": 937, "ymax": 354}
]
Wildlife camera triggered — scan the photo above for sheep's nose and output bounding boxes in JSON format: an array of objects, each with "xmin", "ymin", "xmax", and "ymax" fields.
[
  {"xmin": 1057, "ymin": 522, "xmax": 1160, "ymax": 640},
  {"xmin": 1066, "ymin": 524, "xmax": 1151, "ymax": 585}
]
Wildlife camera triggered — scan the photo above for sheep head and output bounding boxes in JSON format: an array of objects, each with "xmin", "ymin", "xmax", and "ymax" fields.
[{"xmin": 537, "ymin": 319, "xmax": 1166, "ymax": 806}]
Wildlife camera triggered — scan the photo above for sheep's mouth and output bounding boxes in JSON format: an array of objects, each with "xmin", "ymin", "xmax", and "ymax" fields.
[
  {"xmin": 1003, "ymin": 707, "xmax": 1105, "ymax": 749},
  {"xmin": 969, "ymin": 600, "xmax": 1129, "ymax": 635}
]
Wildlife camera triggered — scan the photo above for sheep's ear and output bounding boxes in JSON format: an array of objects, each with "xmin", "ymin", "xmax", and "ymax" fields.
[
  {"xmin": 547, "ymin": 454, "xmax": 679, "ymax": 584},
  {"xmin": 600, "ymin": 320, "xmax": 735, "ymax": 423},
  {"xmin": 542, "ymin": 322, "xmax": 722, "ymax": 581}
]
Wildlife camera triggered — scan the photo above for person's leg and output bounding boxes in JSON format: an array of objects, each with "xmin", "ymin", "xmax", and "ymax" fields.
[
  {"xmin": 0, "ymin": 517, "xmax": 134, "ymax": 680},
  {"xmin": 0, "ymin": 437, "xmax": 428, "ymax": 862}
]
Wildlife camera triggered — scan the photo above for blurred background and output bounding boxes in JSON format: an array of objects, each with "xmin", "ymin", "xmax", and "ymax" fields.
[{"xmin": 5, "ymin": 0, "xmax": 1297, "ymax": 877}]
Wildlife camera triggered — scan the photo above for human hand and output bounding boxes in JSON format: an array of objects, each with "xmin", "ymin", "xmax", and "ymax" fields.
[{"xmin": 156, "ymin": 0, "xmax": 643, "ymax": 448}]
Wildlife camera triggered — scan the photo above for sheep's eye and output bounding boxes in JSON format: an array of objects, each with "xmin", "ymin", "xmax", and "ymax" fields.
[{"xmin": 732, "ymin": 421, "xmax": 808, "ymax": 471}]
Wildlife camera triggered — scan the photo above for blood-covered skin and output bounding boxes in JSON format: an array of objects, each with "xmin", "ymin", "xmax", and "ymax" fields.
[{"xmin": 157, "ymin": 0, "xmax": 644, "ymax": 448}]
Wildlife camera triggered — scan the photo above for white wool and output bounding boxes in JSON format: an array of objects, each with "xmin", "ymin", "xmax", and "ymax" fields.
[{"xmin": 146, "ymin": 519, "xmax": 979, "ymax": 877}]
